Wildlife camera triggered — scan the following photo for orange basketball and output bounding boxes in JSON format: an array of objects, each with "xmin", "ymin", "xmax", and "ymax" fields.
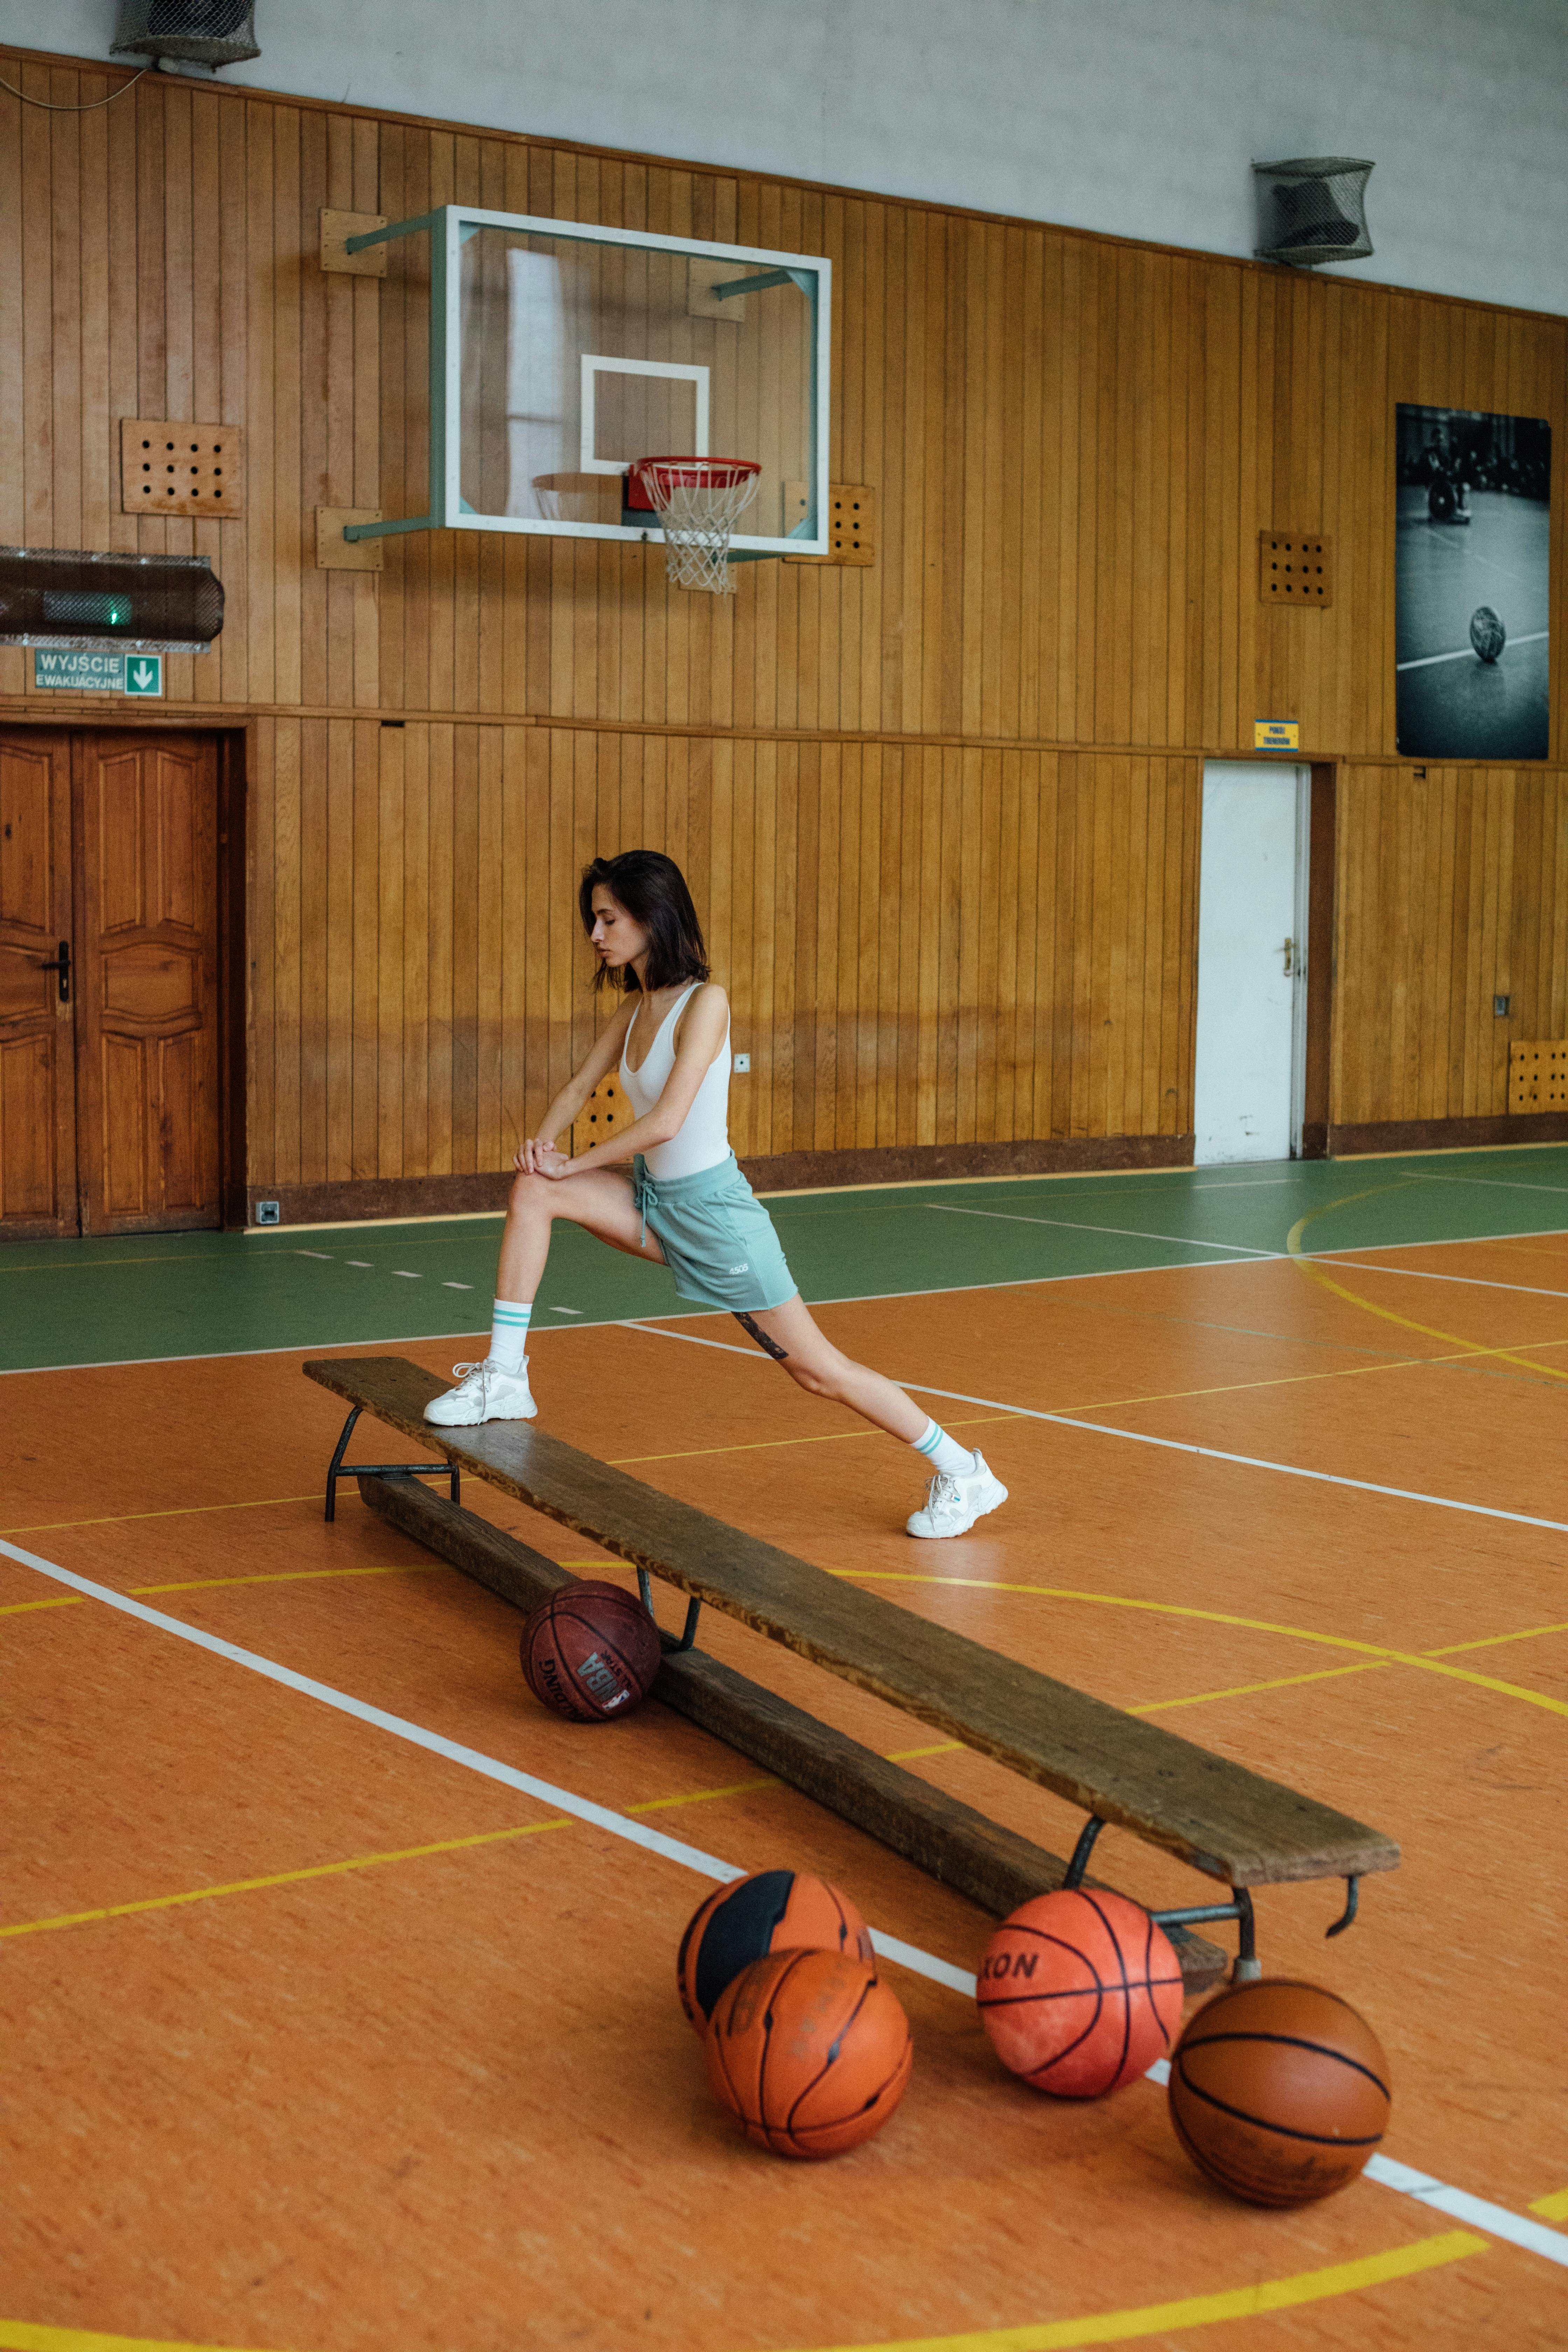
[
  {"xmin": 1169, "ymin": 1978, "xmax": 1391, "ymax": 2206},
  {"xmin": 678, "ymin": 1869, "xmax": 875, "ymax": 2035},
  {"xmin": 976, "ymin": 1889, "xmax": 1184, "ymax": 2097},
  {"xmin": 705, "ymin": 1949, "xmax": 912, "ymax": 2158}
]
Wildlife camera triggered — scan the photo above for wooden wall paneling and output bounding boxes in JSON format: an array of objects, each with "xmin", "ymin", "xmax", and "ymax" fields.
[
  {"xmin": 302, "ymin": 105, "xmax": 335, "ymax": 713},
  {"xmin": 472, "ymin": 721, "xmax": 505, "ymax": 1170},
  {"xmin": 265, "ymin": 717, "xmax": 296, "ymax": 1183},
  {"xmin": 214, "ymin": 88, "xmax": 248, "ymax": 706},
  {"xmin": 1108, "ymin": 243, "xmax": 1138, "ymax": 743},
  {"xmin": 242, "ymin": 718, "xmax": 272, "ymax": 1199},
  {"xmin": 1014, "ymin": 225, "xmax": 1045, "ymax": 747},
  {"xmin": 241, "ymin": 101, "xmax": 275, "ymax": 704},
  {"xmin": 0, "ymin": 80, "xmax": 22, "ymax": 699},
  {"xmin": 21, "ymin": 62, "xmax": 54, "ymax": 559},
  {"xmin": 397, "ymin": 722, "xmax": 428, "ymax": 1174},
  {"xmin": 49, "ymin": 65, "xmax": 84, "ymax": 563},
  {"xmin": 373, "ymin": 722, "xmax": 404, "ymax": 1176},
  {"xmin": 495, "ymin": 724, "xmax": 528, "ymax": 1169},
  {"xmin": 449, "ymin": 720, "xmax": 480, "ymax": 1174},
  {"xmin": 351, "ymin": 717, "xmax": 380, "ymax": 1176},
  {"xmin": 271, "ymin": 103, "xmax": 304, "ymax": 709},
  {"xmin": 322, "ymin": 715, "xmax": 354, "ymax": 1180},
  {"xmin": 930, "ymin": 219, "xmax": 962, "ymax": 743},
  {"xmin": 425, "ymin": 721, "xmax": 454, "ymax": 1171}
]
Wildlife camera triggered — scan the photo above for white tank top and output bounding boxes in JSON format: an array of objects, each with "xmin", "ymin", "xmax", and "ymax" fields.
[{"xmin": 619, "ymin": 982, "xmax": 731, "ymax": 1179}]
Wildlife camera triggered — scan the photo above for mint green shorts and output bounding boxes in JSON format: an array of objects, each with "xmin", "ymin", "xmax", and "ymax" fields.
[{"xmin": 631, "ymin": 1153, "xmax": 797, "ymax": 1314}]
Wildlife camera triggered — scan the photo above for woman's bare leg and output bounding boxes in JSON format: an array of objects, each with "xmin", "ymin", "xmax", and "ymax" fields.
[
  {"xmin": 495, "ymin": 1165, "xmax": 666, "ymax": 1301},
  {"xmin": 735, "ymin": 1293, "xmax": 1007, "ymax": 1536},
  {"xmin": 733, "ymin": 1294, "xmax": 927, "ymax": 1442}
]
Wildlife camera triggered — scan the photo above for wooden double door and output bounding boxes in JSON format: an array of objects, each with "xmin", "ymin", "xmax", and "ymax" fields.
[{"xmin": 0, "ymin": 728, "xmax": 224, "ymax": 1238}]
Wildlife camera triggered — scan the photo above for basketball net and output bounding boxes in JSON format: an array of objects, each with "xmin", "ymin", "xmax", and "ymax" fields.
[{"xmin": 630, "ymin": 458, "xmax": 762, "ymax": 595}]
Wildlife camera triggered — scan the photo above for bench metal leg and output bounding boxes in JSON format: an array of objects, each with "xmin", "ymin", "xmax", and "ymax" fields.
[
  {"xmin": 637, "ymin": 1566, "xmax": 702, "ymax": 1653},
  {"xmin": 1149, "ymin": 1885, "xmax": 1259, "ymax": 1983},
  {"xmin": 323, "ymin": 1404, "xmax": 461, "ymax": 1523},
  {"xmin": 1326, "ymin": 1874, "xmax": 1359, "ymax": 1937},
  {"xmin": 1068, "ymin": 1812, "xmax": 1269, "ymax": 1984},
  {"xmin": 1062, "ymin": 1815, "xmax": 1105, "ymax": 1888}
]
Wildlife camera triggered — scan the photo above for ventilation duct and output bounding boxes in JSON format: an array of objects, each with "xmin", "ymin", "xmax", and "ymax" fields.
[
  {"xmin": 0, "ymin": 550, "xmax": 224, "ymax": 652},
  {"xmin": 1253, "ymin": 157, "xmax": 1373, "ymax": 266},
  {"xmin": 111, "ymin": 1, "xmax": 260, "ymax": 68}
]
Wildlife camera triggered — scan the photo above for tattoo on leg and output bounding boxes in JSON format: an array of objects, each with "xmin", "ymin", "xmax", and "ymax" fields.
[{"xmin": 733, "ymin": 1310, "xmax": 790, "ymax": 1362}]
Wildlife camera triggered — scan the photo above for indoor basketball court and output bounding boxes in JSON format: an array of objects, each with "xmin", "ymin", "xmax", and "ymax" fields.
[{"xmin": 2, "ymin": 7, "xmax": 1567, "ymax": 2351}]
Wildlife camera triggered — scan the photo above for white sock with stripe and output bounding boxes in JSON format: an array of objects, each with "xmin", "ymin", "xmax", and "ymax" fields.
[
  {"xmin": 912, "ymin": 1419, "xmax": 977, "ymax": 1478},
  {"xmin": 489, "ymin": 1299, "xmax": 532, "ymax": 1373}
]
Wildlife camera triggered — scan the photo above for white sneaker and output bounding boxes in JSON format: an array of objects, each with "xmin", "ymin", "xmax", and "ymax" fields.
[
  {"xmin": 422, "ymin": 1359, "xmax": 537, "ymax": 1426},
  {"xmin": 906, "ymin": 1452, "xmax": 1008, "ymax": 1539}
]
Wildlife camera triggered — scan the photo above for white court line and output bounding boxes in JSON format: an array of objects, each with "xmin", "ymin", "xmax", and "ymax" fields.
[
  {"xmin": 5, "ymin": 1535, "xmax": 1564, "ymax": 2261},
  {"xmin": 0, "ymin": 1536, "xmax": 978, "ymax": 2006},
  {"xmin": 620, "ymin": 1324, "xmax": 1568, "ymax": 1537},
  {"xmin": 1328, "ymin": 1260, "xmax": 1568, "ymax": 1304},
  {"xmin": 925, "ymin": 1203, "xmax": 1278, "ymax": 1257},
  {"xmin": 1364, "ymin": 2156, "xmax": 1568, "ymax": 2271},
  {"xmin": 1396, "ymin": 628, "xmax": 1549, "ymax": 672}
]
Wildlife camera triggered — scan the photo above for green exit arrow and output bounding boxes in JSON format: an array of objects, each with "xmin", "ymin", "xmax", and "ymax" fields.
[{"xmin": 124, "ymin": 654, "xmax": 163, "ymax": 696}]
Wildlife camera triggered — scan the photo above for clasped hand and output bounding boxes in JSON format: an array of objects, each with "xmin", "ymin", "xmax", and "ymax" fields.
[{"xmin": 515, "ymin": 1138, "xmax": 575, "ymax": 1179}]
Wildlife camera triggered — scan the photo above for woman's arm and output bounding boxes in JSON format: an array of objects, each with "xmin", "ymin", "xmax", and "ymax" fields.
[
  {"xmin": 517, "ymin": 999, "xmax": 637, "ymax": 1172},
  {"xmin": 531, "ymin": 985, "xmax": 729, "ymax": 1177}
]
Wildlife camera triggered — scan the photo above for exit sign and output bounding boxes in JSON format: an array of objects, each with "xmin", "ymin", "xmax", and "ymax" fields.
[{"xmin": 32, "ymin": 649, "xmax": 163, "ymax": 696}]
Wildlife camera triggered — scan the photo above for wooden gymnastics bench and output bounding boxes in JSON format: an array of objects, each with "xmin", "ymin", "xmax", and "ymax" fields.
[{"xmin": 305, "ymin": 1356, "xmax": 1399, "ymax": 1987}]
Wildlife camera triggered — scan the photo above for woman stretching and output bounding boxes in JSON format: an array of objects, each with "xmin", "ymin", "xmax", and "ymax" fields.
[{"xmin": 424, "ymin": 850, "xmax": 1008, "ymax": 1541}]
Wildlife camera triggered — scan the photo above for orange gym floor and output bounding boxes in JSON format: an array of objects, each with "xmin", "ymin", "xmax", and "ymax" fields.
[{"xmin": 3, "ymin": 1158, "xmax": 1568, "ymax": 2351}]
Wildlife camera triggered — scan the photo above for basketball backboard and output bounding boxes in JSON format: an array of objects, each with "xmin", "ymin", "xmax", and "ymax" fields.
[{"xmin": 343, "ymin": 206, "xmax": 831, "ymax": 559}]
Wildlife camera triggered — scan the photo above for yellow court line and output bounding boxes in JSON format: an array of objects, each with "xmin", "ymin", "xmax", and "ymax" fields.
[
  {"xmin": 609, "ymin": 1413, "xmax": 1021, "ymax": 1467},
  {"xmin": 1288, "ymin": 1190, "xmax": 1568, "ymax": 1383},
  {"xmin": 0, "ymin": 1562, "xmax": 451, "ymax": 1618},
  {"xmin": 1531, "ymin": 2186, "xmax": 1568, "ymax": 2222},
  {"xmin": 0, "ymin": 1818, "xmax": 578, "ymax": 1940},
  {"xmin": 782, "ymin": 2232, "xmax": 1488, "ymax": 2352},
  {"xmin": 0, "ymin": 1495, "xmax": 323, "ymax": 1536},
  {"xmin": 0, "ymin": 2231, "xmax": 1489, "ymax": 2352},
  {"xmin": 1131, "ymin": 1660, "xmax": 1390, "ymax": 1714},
  {"xmin": 835, "ymin": 1573, "xmax": 1568, "ymax": 1718}
]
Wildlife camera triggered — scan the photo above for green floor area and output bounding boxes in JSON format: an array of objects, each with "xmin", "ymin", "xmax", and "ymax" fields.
[{"xmin": 4, "ymin": 1147, "xmax": 1567, "ymax": 1376}]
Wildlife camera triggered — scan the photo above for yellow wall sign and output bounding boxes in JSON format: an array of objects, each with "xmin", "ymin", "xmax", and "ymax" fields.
[{"xmin": 1254, "ymin": 720, "xmax": 1300, "ymax": 750}]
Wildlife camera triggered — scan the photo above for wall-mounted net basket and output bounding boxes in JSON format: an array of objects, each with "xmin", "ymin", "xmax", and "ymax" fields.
[
  {"xmin": 1253, "ymin": 157, "xmax": 1373, "ymax": 266},
  {"xmin": 112, "ymin": 0, "xmax": 260, "ymax": 66}
]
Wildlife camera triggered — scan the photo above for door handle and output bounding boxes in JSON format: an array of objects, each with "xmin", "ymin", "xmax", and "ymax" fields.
[
  {"xmin": 33, "ymin": 939, "xmax": 71, "ymax": 1003},
  {"xmin": 1282, "ymin": 937, "xmax": 1296, "ymax": 976}
]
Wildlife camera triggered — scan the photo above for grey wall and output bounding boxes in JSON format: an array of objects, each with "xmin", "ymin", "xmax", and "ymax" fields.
[{"xmin": 11, "ymin": 0, "xmax": 1568, "ymax": 314}]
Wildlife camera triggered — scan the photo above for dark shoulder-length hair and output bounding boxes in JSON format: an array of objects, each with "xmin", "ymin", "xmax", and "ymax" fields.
[{"xmin": 579, "ymin": 850, "xmax": 711, "ymax": 993}]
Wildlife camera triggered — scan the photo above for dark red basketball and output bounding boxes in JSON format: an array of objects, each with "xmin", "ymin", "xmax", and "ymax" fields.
[
  {"xmin": 677, "ymin": 1870, "xmax": 875, "ymax": 2035},
  {"xmin": 520, "ymin": 1580, "xmax": 662, "ymax": 1721},
  {"xmin": 976, "ymin": 1888, "xmax": 1184, "ymax": 2097}
]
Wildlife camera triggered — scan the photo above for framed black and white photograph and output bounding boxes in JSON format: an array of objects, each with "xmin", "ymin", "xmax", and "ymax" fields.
[{"xmin": 1395, "ymin": 404, "xmax": 1550, "ymax": 761}]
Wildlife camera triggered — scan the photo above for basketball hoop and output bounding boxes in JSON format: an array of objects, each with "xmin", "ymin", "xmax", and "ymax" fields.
[{"xmin": 626, "ymin": 457, "xmax": 762, "ymax": 594}]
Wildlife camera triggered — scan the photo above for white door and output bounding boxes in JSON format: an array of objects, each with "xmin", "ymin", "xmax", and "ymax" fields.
[{"xmin": 1192, "ymin": 762, "xmax": 1310, "ymax": 1165}]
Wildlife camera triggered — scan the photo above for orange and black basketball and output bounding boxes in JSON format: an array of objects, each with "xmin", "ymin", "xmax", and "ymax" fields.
[
  {"xmin": 1169, "ymin": 1977, "xmax": 1391, "ymax": 2206},
  {"xmin": 976, "ymin": 1888, "xmax": 1184, "ymax": 2097},
  {"xmin": 519, "ymin": 1579, "xmax": 662, "ymax": 1721},
  {"xmin": 677, "ymin": 1869, "xmax": 875, "ymax": 2034},
  {"xmin": 705, "ymin": 1947, "xmax": 912, "ymax": 2158}
]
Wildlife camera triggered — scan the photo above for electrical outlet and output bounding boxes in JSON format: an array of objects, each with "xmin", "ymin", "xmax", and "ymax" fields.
[
  {"xmin": 255, "ymin": 1200, "xmax": 281, "ymax": 1225},
  {"xmin": 1494, "ymin": 995, "xmax": 1511, "ymax": 1017},
  {"xmin": 733, "ymin": 1053, "xmax": 751, "ymax": 1073}
]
